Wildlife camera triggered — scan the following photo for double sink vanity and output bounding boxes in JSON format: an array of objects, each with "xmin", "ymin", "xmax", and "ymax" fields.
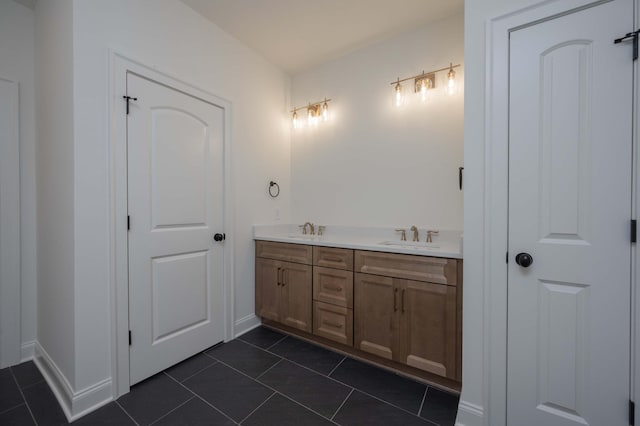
[{"xmin": 254, "ymin": 224, "xmax": 463, "ymax": 390}]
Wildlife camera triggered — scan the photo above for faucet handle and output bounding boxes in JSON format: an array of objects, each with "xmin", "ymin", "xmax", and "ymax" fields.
[
  {"xmin": 298, "ymin": 224, "xmax": 307, "ymax": 235},
  {"xmin": 395, "ymin": 229, "xmax": 407, "ymax": 241},
  {"xmin": 318, "ymin": 226, "xmax": 326, "ymax": 236},
  {"xmin": 426, "ymin": 230, "xmax": 439, "ymax": 243}
]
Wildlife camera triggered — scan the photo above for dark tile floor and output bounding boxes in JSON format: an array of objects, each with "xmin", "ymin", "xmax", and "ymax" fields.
[{"xmin": 0, "ymin": 326, "xmax": 459, "ymax": 425}]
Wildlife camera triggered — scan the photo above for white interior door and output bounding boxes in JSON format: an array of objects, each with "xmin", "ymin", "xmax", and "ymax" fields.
[
  {"xmin": 507, "ymin": 1, "xmax": 633, "ymax": 425},
  {"xmin": 127, "ymin": 72, "xmax": 226, "ymax": 385}
]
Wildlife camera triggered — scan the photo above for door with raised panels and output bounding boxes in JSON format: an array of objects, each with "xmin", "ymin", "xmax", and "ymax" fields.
[
  {"xmin": 507, "ymin": 1, "xmax": 633, "ymax": 424},
  {"xmin": 127, "ymin": 72, "xmax": 225, "ymax": 385}
]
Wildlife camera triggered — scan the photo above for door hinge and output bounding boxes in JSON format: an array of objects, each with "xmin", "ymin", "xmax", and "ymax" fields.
[
  {"xmin": 630, "ymin": 400, "xmax": 635, "ymax": 426},
  {"xmin": 506, "ymin": 251, "xmax": 509, "ymax": 264},
  {"xmin": 615, "ymin": 30, "xmax": 640, "ymax": 61},
  {"xmin": 128, "ymin": 330, "xmax": 132, "ymax": 346},
  {"xmin": 127, "ymin": 215, "xmax": 130, "ymax": 231},
  {"xmin": 122, "ymin": 95, "xmax": 138, "ymax": 115},
  {"xmin": 632, "ymin": 220, "xmax": 637, "ymax": 243}
]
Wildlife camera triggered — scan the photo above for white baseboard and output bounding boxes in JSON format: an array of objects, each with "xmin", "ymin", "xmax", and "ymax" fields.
[
  {"xmin": 455, "ymin": 400, "xmax": 484, "ymax": 426},
  {"xmin": 234, "ymin": 314, "xmax": 261, "ymax": 337},
  {"xmin": 34, "ymin": 342, "xmax": 113, "ymax": 422},
  {"xmin": 20, "ymin": 340, "xmax": 35, "ymax": 362}
]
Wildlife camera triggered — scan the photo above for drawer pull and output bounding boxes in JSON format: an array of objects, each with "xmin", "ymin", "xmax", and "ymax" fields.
[
  {"xmin": 277, "ymin": 267, "xmax": 282, "ymax": 286},
  {"xmin": 401, "ymin": 289, "xmax": 406, "ymax": 313},
  {"xmin": 323, "ymin": 256, "xmax": 343, "ymax": 263},
  {"xmin": 324, "ymin": 285, "xmax": 342, "ymax": 292},
  {"xmin": 323, "ymin": 320, "xmax": 343, "ymax": 328}
]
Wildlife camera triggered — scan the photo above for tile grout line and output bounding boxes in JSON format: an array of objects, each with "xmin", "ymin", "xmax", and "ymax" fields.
[
  {"xmin": 148, "ymin": 395, "xmax": 195, "ymax": 425},
  {"xmin": 265, "ymin": 334, "xmax": 289, "ymax": 350},
  {"xmin": 162, "ymin": 371, "xmax": 241, "ymax": 425},
  {"xmin": 0, "ymin": 402, "xmax": 27, "ymax": 416},
  {"xmin": 213, "ymin": 358, "xmax": 341, "ymax": 425},
  {"xmin": 330, "ymin": 387, "xmax": 354, "ymax": 421},
  {"xmin": 327, "ymin": 356, "xmax": 347, "ymax": 377},
  {"xmin": 237, "ymin": 391, "xmax": 277, "ymax": 425},
  {"xmin": 115, "ymin": 400, "xmax": 141, "ymax": 426},
  {"xmin": 167, "ymin": 359, "xmax": 219, "ymax": 384},
  {"xmin": 418, "ymin": 386, "xmax": 429, "ymax": 416},
  {"xmin": 255, "ymin": 358, "xmax": 283, "ymax": 380},
  {"xmin": 232, "ymin": 337, "xmax": 428, "ymax": 420},
  {"xmin": 8, "ymin": 368, "xmax": 38, "ymax": 426}
]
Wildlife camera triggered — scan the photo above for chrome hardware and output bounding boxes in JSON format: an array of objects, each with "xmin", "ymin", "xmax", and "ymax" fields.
[
  {"xmin": 318, "ymin": 225, "xmax": 326, "ymax": 236},
  {"xmin": 426, "ymin": 230, "xmax": 439, "ymax": 243},
  {"xmin": 395, "ymin": 229, "xmax": 407, "ymax": 241},
  {"xmin": 410, "ymin": 225, "xmax": 419, "ymax": 242}
]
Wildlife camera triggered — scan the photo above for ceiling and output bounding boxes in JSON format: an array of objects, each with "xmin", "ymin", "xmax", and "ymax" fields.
[{"xmin": 181, "ymin": 0, "xmax": 464, "ymax": 75}]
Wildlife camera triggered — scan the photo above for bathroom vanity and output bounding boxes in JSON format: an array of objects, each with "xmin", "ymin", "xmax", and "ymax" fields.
[{"xmin": 254, "ymin": 225, "xmax": 462, "ymax": 390}]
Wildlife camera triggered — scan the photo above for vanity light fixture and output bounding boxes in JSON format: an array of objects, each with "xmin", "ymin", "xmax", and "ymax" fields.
[
  {"xmin": 390, "ymin": 62, "xmax": 461, "ymax": 105},
  {"xmin": 291, "ymin": 98, "xmax": 332, "ymax": 128}
]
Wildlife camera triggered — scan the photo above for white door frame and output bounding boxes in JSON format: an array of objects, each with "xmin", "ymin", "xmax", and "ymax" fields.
[
  {"xmin": 108, "ymin": 51, "xmax": 235, "ymax": 397},
  {"xmin": 0, "ymin": 77, "xmax": 21, "ymax": 368},
  {"xmin": 484, "ymin": 1, "xmax": 637, "ymax": 424}
]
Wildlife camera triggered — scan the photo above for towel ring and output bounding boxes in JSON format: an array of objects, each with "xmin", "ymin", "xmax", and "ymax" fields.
[{"xmin": 269, "ymin": 181, "xmax": 280, "ymax": 198}]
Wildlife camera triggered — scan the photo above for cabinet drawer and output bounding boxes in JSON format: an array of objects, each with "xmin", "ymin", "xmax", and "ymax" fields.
[
  {"xmin": 313, "ymin": 301, "xmax": 353, "ymax": 346},
  {"xmin": 313, "ymin": 246, "xmax": 353, "ymax": 270},
  {"xmin": 256, "ymin": 241, "xmax": 312, "ymax": 265},
  {"xmin": 313, "ymin": 267, "xmax": 353, "ymax": 308},
  {"xmin": 355, "ymin": 251, "xmax": 457, "ymax": 286}
]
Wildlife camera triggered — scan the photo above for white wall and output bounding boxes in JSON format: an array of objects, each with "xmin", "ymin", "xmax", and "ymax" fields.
[
  {"xmin": 35, "ymin": 0, "xmax": 76, "ymax": 386},
  {"xmin": 0, "ymin": 0, "xmax": 37, "ymax": 361},
  {"xmin": 69, "ymin": 0, "xmax": 291, "ymax": 392},
  {"xmin": 291, "ymin": 13, "xmax": 463, "ymax": 231},
  {"xmin": 460, "ymin": 0, "xmax": 551, "ymax": 425}
]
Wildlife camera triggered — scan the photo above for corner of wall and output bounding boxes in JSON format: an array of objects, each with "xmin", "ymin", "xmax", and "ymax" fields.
[
  {"xmin": 33, "ymin": 342, "xmax": 113, "ymax": 422},
  {"xmin": 455, "ymin": 400, "xmax": 484, "ymax": 425}
]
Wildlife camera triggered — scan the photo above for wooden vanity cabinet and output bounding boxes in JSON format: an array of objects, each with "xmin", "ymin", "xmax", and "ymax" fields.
[
  {"xmin": 354, "ymin": 251, "xmax": 460, "ymax": 380},
  {"xmin": 255, "ymin": 242, "xmax": 312, "ymax": 333},
  {"xmin": 312, "ymin": 246, "xmax": 354, "ymax": 346}
]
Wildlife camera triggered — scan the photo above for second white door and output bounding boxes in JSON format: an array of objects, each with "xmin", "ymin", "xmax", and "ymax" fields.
[
  {"xmin": 508, "ymin": 1, "xmax": 633, "ymax": 425},
  {"xmin": 127, "ymin": 72, "xmax": 226, "ymax": 385}
]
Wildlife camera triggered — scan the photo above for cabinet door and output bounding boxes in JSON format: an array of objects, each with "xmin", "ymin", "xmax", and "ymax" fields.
[
  {"xmin": 280, "ymin": 261, "xmax": 312, "ymax": 332},
  {"xmin": 255, "ymin": 258, "xmax": 281, "ymax": 322},
  {"xmin": 399, "ymin": 279, "xmax": 456, "ymax": 379},
  {"xmin": 354, "ymin": 273, "xmax": 397, "ymax": 360}
]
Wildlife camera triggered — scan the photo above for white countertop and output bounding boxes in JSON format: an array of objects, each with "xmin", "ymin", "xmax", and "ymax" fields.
[{"xmin": 253, "ymin": 224, "xmax": 463, "ymax": 259}]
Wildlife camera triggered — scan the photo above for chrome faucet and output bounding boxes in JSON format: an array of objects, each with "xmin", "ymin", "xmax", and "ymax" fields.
[
  {"xmin": 302, "ymin": 222, "xmax": 315, "ymax": 235},
  {"xmin": 410, "ymin": 226, "xmax": 419, "ymax": 242}
]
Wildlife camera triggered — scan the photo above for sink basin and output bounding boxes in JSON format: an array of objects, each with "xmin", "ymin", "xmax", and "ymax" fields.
[{"xmin": 379, "ymin": 241, "xmax": 440, "ymax": 249}]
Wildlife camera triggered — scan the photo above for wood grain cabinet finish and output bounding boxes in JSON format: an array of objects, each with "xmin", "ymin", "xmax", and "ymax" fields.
[
  {"xmin": 313, "ymin": 246, "xmax": 353, "ymax": 270},
  {"xmin": 256, "ymin": 241, "xmax": 312, "ymax": 265},
  {"xmin": 354, "ymin": 249, "xmax": 461, "ymax": 380},
  {"xmin": 355, "ymin": 250, "xmax": 457, "ymax": 286},
  {"xmin": 313, "ymin": 267, "xmax": 353, "ymax": 308},
  {"xmin": 313, "ymin": 301, "xmax": 353, "ymax": 346},
  {"xmin": 400, "ymin": 279, "xmax": 456, "ymax": 378},
  {"xmin": 255, "ymin": 244, "xmax": 312, "ymax": 333},
  {"xmin": 312, "ymin": 249, "xmax": 355, "ymax": 346},
  {"xmin": 354, "ymin": 273, "xmax": 396, "ymax": 360}
]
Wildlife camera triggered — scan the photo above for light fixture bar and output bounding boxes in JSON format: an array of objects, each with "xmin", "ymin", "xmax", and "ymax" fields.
[
  {"xmin": 389, "ymin": 63, "xmax": 461, "ymax": 86},
  {"xmin": 291, "ymin": 98, "xmax": 332, "ymax": 113}
]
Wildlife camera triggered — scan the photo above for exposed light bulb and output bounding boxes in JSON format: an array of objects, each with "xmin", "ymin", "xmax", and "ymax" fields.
[
  {"xmin": 292, "ymin": 110, "xmax": 299, "ymax": 129},
  {"xmin": 447, "ymin": 63, "xmax": 456, "ymax": 95},
  {"xmin": 322, "ymin": 100, "xmax": 329, "ymax": 122},
  {"xmin": 394, "ymin": 79, "xmax": 404, "ymax": 107},
  {"xmin": 307, "ymin": 105, "xmax": 314, "ymax": 126}
]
